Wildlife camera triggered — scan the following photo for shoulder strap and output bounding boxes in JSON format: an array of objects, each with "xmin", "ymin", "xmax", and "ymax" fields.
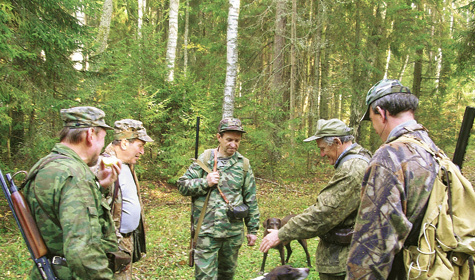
[{"xmin": 339, "ymin": 154, "xmax": 370, "ymax": 166}]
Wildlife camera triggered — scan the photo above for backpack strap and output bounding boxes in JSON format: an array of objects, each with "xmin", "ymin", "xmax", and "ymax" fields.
[{"xmin": 338, "ymin": 154, "xmax": 370, "ymax": 167}]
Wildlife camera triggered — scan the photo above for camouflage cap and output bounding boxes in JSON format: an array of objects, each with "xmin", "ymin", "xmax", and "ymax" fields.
[
  {"xmin": 114, "ymin": 119, "xmax": 154, "ymax": 142},
  {"xmin": 361, "ymin": 79, "xmax": 412, "ymax": 121},
  {"xmin": 218, "ymin": 118, "xmax": 246, "ymax": 133},
  {"xmin": 60, "ymin": 106, "xmax": 112, "ymax": 130},
  {"xmin": 303, "ymin": 119, "xmax": 352, "ymax": 142}
]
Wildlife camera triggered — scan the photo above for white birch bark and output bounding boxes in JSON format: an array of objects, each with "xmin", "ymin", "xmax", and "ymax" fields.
[
  {"xmin": 95, "ymin": 0, "xmax": 113, "ymax": 56},
  {"xmin": 184, "ymin": 0, "xmax": 189, "ymax": 77},
  {"xmin": 72, "ymin": 3, "xmax": 86, "ymax": 70},
  {"xmin": 222, "ymin": 0, "xmax": 240, "ymax": 119},
  {"xmin": 138, "ymin": 0, "xmax": 146, "ymax": 39},
  {"xmin": 166, "ymin": 0, "xmax": 180, "ymax": 82}
]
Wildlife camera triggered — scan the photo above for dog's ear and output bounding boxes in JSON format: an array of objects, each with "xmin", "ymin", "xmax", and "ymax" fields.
[{"xmin": 263, "ymin": 219, "xmax": 269, "ymax": 229}]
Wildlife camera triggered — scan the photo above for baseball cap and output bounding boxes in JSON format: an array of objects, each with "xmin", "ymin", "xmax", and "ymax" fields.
[
  {"xmin": 361, "ymin": 79, "xmax": 412, "ymax": 121},
  {"xmin": 303, "ymin": 119, "xmax": 352, "ymax": 142},
  {"xmin": 218, "ymin": 118, "xmax": 246, "ymax": 133},
  {"xmin": 113, "ymin": 119, "xmax": 154, "ymax": 142},
  {"xmin": 61, "ymin": 106, "xmax": 112, "ymax": 130}
]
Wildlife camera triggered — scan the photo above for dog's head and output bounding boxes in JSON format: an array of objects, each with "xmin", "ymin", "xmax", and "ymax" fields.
[
  {"xmin": 263, "ymin": 218, "xmax": 282, "ymax": 233},
  {"xmin": 264, "ymin": 265, "xmax": 310, "ymax": 280}
]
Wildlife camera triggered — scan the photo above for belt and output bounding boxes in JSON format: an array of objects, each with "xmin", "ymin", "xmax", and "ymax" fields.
[
  {"xmin": 51, "ymin": 256, "xmax": 68, "ymax": 267},
  {"xmin": 121, "ymin": 231, "xmax": 133, "ymax": 238}
]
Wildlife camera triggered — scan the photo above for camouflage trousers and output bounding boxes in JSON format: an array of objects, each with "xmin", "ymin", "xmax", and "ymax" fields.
[
  {"xmin": 318, "ymin": 272, "xmax": 346, "ymax": 280},
  {"xmin": 114, "ymin": 233, "xmax": 134, "ymax": 280},
  {"xmin": 194, "ymin": 233, "xmax": 244, "ymax": 280}
]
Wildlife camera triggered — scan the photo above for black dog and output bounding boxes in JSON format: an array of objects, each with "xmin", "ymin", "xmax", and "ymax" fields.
[
  {"xmin": 251, "ymin": 265, "xmax": 310, "ymax": 280},
  {"xmin": 260, "ymin": 214, "xmax": 312, "ymax": 273}
]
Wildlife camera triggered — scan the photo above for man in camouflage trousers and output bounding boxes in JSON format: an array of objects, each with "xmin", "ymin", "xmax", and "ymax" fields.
[
  {"xmin": 260, "ymin": 119, "xmax": 371, "ymax": 280},
  {"xmin": 99, "ymin": 119, "xmax": 153, "ymax": 279},
  {"xmin": 346, "ymin": 79, "xmax": 440, "ymax": 279},
  {"xmin": 23, "ymin": 106, "xmax": 122, "ymax": 279},
  {"xmin": 178, "ymin": 117, "xmax": 260, "ymax": 279}
]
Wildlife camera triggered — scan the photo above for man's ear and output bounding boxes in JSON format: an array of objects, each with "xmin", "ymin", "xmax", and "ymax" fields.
[
  {"xmin": 120, "ymin": 139, "xmax": 128, "ymax": 150},
  {"xmin": 85, "ymin": 127, "xmax": 95, "ymax": 145},
  {"xmin": 216, "ymin": 133, "xmax": 221, "ymax": 140},
  {"xmin": 376, "ymin": 106, "xmax": 387, "ymax": 121}
]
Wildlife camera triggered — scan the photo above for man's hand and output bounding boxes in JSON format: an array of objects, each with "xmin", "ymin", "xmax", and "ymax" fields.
[
  {"xmin": 246, "ymin": 234, "xmax": 258, "ymax": 246},
  {"xmin": 206, "ymin": 171, "xmax": 220, "ymax": 187},
  {"xmin": 259, "ymin": 229, "xmax": 281, "ymax": 253},
  {"xmin": 97, "ymin": 159, "xmax": 122, "ymax": 189}
]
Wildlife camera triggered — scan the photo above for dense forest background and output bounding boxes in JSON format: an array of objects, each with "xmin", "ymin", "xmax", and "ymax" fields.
[{"xmin": 1, "ymin": 0, "xmax": 475, "ymax": 182}]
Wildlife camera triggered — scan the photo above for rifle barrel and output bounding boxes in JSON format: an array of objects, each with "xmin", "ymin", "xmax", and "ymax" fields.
[{"xmin": 453, "ymin": 106, "xmax": 475, "ymax": 168}]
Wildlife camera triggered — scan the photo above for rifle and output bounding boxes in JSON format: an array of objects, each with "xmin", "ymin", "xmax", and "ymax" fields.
[
  {"xmin": 453, "ymin": 106, "xmax": 475, "ymax": 168},
  {"xmin": 0, "ymin": 169, "xmax": 57, "ymax": 279},
  {"xmin": 189, "ymin": 116, "xmax": 200, "ymax": 267}
]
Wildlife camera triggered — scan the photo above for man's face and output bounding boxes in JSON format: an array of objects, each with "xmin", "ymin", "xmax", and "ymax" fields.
[
  {"xmin": 316, "ymin": 138, "xmax": 339, "ymax": 165},
  {"xmin": 89, "ymin": 127, "xmax": 107, "ymax": 166},
  {"xmin": 118, "ymin": 139, "xmax": 146, "ymax": 164},
  {"xmin": 217, "ymin": 131, "xmax": 242, "ymax": 157}
]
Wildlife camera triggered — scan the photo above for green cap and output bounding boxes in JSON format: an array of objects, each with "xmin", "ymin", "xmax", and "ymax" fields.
[
  {"xmin": 361, "ymin": 79, "xmax": 412, "ymax": 121},
  {"xmin": 114, "ymin": 119, "xmax": 154, "ymax": 142},
  {"xmin": 61, "ymin": 106, "xmax": 112, "ymax": 130},
  {"xmin": 218, "ymin": 118, "xmax": 246, "ymax": 133},
  {"xmin": 304, "ymin": 119, "xmax": 352, "ymax": 142}
]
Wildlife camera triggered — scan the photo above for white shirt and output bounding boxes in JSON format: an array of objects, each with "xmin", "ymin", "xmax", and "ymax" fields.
[{"xmin": 118, "ymin": 164, "xmax": 141, "ymax": 234}]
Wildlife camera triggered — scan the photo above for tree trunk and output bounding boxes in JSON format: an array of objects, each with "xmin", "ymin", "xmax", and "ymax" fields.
[
  {"xmin": 290, "ymin": 0, "xmax": 297, "ymax": 143},
  {"xmin": 95, "ymin": 0, "xmax": 113, "ymax": 56},
  {"xmin": 310, "ymin": 0, "xmax": 324, "ymax": 134},
  {"xmin": 222, "ymin": 0, "xmax": 240, "ymax": 119},
  {"xmin": 166, "ymin": 0, "xmax": 180, "ymax": 82},
  {"xmin": 184, "ymin": 0, "xmax": 190, "ymax": 78}
]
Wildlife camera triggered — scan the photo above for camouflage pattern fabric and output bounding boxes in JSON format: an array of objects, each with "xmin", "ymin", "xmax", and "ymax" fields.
[
  {"xmin": 24, "ymin": 143, "xmax": 117, "ymax": 279},
  {"xmin": 60, "ymin": 106, "xmax": 112, "ymax": 129},
  {"xmin": 346, "ymin": 122, "xmax": 439, "ymax": 279},
  {"xmin": 278, "ymin": 144, "xmax": 371, "ymax": 275},
  {"xmin": 113, "ymin": 119, "xmax": 154, "ymax": 142},
  {"xmin": 194, "ymin": 233, "xmax": 244, "ymax": 279},
  {"xmin": 177, "ymin": 149, "xmax": 259, "ymax": 278}
]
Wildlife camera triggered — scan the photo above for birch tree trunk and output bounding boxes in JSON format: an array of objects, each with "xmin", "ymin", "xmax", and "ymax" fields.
[
  {"xmin": 222, "ymin": 0, "xmax": 240, "ymax": 119},
  {"xmin": 138, "ymin": 0, "xmax": 146, "ymax": 39},
  {"xmin": 184, "ymin": 0, "xmax": 190, "ymax": 78},
  {"xmin": 72, "ymin": 3, "xmax": 86, "ymax": 70},
  {"xmin": 90, "ymin": 0, "xmax": 112, "ymax": 71},
  {"xmin": 166, "ymin": 0, "xmax": 180, "ymax": 82}
]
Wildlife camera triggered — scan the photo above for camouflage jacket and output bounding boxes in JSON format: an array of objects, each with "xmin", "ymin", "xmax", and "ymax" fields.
[
  {"xmin": 346, "ymin": 122, "xmax": 439, "ymax": 279},
  {"xmin": 177, "ymin": 149, "xmax": 260, "ymax": 237},
  {"xmin": 278, "ymin": 144, "xmax": 371, "ymax": 274},
  {"xmin": 24, "ymin": 143, "xmax": 117, "ymax": 279}
]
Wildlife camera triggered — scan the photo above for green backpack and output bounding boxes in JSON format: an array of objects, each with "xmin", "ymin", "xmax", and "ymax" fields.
[{"xmin": 394, "ymin": 136, "xmax": 475, "ymax": 279}]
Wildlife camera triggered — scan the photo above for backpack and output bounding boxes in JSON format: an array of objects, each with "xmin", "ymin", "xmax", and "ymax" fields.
[{"xmin": 394, "ymin": 135, "xmax": 475, "ymax": 279}]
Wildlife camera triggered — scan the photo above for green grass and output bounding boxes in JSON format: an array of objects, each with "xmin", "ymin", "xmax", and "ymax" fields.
[{"xmin": 0, "ymin": 175, "xmax": 329, "ymax": 279}]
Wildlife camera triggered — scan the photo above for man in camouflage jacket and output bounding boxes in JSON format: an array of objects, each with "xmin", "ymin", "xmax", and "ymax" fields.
[
  {"xmin": 346, "ymin": 79, "xmax": 440, "ymax": 279},
  {"xmin": 23, "ymin": 106, "xmax": 121, "ymax": 279},
  {"xmin": 98, "ymin": 119, "xmax": 153, "ymax": 279},
  {"xmin": 178, "ymin": 117, "xmax": 260, "ymax": 279},
  {"xmin": 260, "ymin": 119, "xmax": 371, "ymax": 280}
]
